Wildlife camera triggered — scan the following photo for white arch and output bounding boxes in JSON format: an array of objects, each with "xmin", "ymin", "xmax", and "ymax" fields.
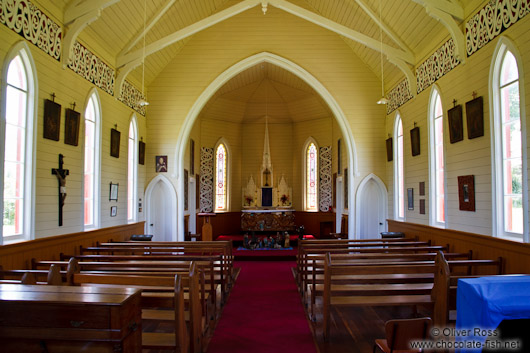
[
  {"xmin": 174, "ymin": 52, "xmax": 358, "ymax": 238},
  {"xmin": 354, "ymin": 173, "xmax": 388, "ymax": 239},
  {"xmin": 0, "ymin": 41, "xmax": 38, "ymax": 243},
  {"xmin": 145, "ymin": 174, "xmax": 179, "ymax": 241}
]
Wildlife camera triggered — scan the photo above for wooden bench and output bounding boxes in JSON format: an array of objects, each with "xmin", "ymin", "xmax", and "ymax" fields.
[
  {"xmin": 0, "ymin": 264, "xmax": 63, "ymax": 285},
  {"xmin": 321, "ymin": 251, "xmax": 451, "ymax": 341},
  {"xmin": 68, "ymin": 259, "xmax": 201, "ymax": 353}
]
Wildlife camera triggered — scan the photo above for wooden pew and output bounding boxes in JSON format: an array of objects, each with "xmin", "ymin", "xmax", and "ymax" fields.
[
  {"xmin": 321, "ymin": 251, "xmax": 451, "ymax": 341},
  {"xmin": 0, "ymin": 265, "xmax": 63, "ymax": 285},
  {"xmin": 68, "ymin": 260, "xmax": 200, "ymax": 353}
]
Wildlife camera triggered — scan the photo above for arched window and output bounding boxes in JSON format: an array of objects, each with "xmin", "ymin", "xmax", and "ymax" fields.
[
  {"xmin": 84, "ymin": 91, "xmax": 101, "ymax": 229},
  {"xmin": 394, "ymin": 113, "xmax": 404, "ymax": 220},
  {"xmin": 215, "ymin": 143, "xmax": 228, "ymax": 211},
  {"xmin": 1, "ymin": 44, "xmax": 36, "ymax": 243},
  {"xmin": 429, "ymin": 87, "xmax": 445, "ymax": 227},
  {"xmin": 491, "ymin": 39, "xmax": 527, "ymax": 241},
  {"xmin": 304, "ymin": 139, "xmax": 319, "ymax": 211},
  {"xmin": 128, "ymin": 115, "xmax": 138, "ymax": 221}
]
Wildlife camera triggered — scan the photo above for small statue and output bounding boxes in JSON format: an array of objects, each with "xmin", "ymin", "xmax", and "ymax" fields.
[
  {"xmin": 243, "ymin": 233, "xmax": 250, "ymax": 249},
  {"xmin": 268, "ymin": 236, "xmax": 275, "ymax": 248},
  {"xmin": 284, "ymin": 232, "xmax": 290, "ymax": 248}
]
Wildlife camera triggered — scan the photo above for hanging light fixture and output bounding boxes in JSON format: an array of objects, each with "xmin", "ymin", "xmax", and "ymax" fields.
[
  {"xmin": 138, "ymin": 0, "xmax": 149, "ymax": 107},
  {"xmin": 376, "ymin": 0, "xmax": 388, "ymax": 105}
]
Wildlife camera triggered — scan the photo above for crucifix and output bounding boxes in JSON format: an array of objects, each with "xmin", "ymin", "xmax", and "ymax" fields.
[{"xmin": 51, "ymin": 154, "xmax": 69, "ymax": 226}]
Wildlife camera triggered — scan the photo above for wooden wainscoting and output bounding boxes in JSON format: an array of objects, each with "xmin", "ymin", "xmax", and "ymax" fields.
[
  {"xmin": 295, "ymin": 212, "xmax": 336, "ymax": 238},
  {"xmin": 0, "ymin": 222, "xmax": 145, "ymax": 270},
  {"xmin": 388, "ymin": 220, "xmax": 530, "ymax": 274}
]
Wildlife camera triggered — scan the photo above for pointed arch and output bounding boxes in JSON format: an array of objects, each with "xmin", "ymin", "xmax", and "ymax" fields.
[
  {"xmin": 393, "ymin": 111, "xmax": 404, "ymax": 221},
  {"xmin": 174, "ymin": 52, "xmax": 358, "ymax": 238},
  {"xmin": 0, "ymin": 41, "xmax": 38, "ymax": 244},
  {"xmin": 428, "ymin": 84, "xmax": 446, "ymax": 228},
  {"xmin": 355, "ymin": 173, "xmax": 388, "ymax": 238},
  {"xmin": 302, "ymin": 137, "xmax": 319, "ymax": 211},
  {"xmin": 145, "ymin": 174, "xmax": 178, "ymax": 241},
  {"xmin": 214, "ymin": 137, "xmax": 231, "ymax": 212},
  {"xmin": 128, "ymin": 114, "xmax": 139, "ymax": 221},
  {"xmin": 83, "ymin": 88, "xmax": 102, "ymax": 229},
  {"xmin": 489, "ymin": 36, "xmax": 528, "ymax": 242}
]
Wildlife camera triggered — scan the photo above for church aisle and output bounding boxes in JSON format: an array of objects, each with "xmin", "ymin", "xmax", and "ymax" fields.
[{"xmin": 207, "ymin": 260, "xmax": 318, "ymax": 353}]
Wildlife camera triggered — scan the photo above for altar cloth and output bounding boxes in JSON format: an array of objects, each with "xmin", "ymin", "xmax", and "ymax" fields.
[{"xmin": 456, "ymin": 275, "xmax": 530, "ymax": 352}]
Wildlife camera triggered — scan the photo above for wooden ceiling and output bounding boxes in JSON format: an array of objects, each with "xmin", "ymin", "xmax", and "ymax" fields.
[{"xmin": 61, "ymin": 0, "xmax": 485, "ymax": 120}]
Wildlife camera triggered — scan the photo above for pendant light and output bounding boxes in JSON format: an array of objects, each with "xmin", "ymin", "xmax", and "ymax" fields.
[
  {"xmin": 376, "ymin": 0, "xmax": 388, "ymax": 105},
  {"xmin": 138, "ymin": 0, "xmax": 149, "ymax": 107}
]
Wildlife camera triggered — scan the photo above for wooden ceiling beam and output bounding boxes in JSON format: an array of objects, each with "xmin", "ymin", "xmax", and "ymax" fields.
[
  {"xmin": 412, "ymin": 0, "xmax": 465, "ymax": 63},
  {"xmin": 62, "ymin": 0, "xmax": 120, "ymax": 68},
  {"xmin": 119, "ymin": 0, "xmax": 177, "ymax": 56}
]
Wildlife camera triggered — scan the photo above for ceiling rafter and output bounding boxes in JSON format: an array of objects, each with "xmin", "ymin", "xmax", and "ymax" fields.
[
  {"xmin": 412, "ymin": 0, "xmax": 466, "ymax": 63},
  {"xmin": 119, "ymin": 0, "xmax": 177, "ymax": 57},
  {"xmin": 351, "ymin": 0, "xmax": 413, "ymax": 58},
  {"xmin": 62, "ymin": 0, "xmax": 120, "ymax": 68}
]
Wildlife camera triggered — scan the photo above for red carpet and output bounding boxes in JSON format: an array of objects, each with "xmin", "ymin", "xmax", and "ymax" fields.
[{"xmin": 207, "ymin": 261, "xmax": 317, "ymax": 353}]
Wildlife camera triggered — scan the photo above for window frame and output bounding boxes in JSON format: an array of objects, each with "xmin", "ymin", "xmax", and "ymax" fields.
[
  {"xmin": 428, "ymin": 86, "xmax": 447, "ymax": 228},
  {"xmin": 393, "ymin": 112, "xmax": 405, "ymax": 221},
  {"xmin": 489, "ymin": 37, "xmax": 529, "ymax": 242},
  {"xmin": 303, "ymin": 137, "xmax": 319, "ymax": 212},
  {"xmin": 214, "ymin": 138, "xmax": 230, "ymax": 212},
  {"xmin": 83, "ymin": 89, "xmax": 102, "ymax": 230},
  {"xmin": 127, "ymin": 115, "xmax": 138, "ymax": 222},
  {"xmin": 0, "ymin": 42, "xmax": 37, "ymax": 244}
]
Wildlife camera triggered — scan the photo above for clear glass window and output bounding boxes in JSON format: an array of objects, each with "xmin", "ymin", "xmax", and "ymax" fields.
[
  {"xmin": 84, "ymin": 94, "xmax": 98, "ymax": 227},
  {"xmin": 431, "ymin": 90, "xmax": 445, "ymax": 225},
  {"xmin": 395, "ymin": 117, "xmax": 404, "ymax": 219},
  {"xmin": 127, "ymin": 118, "xmax": 138, "ymax": 221}
]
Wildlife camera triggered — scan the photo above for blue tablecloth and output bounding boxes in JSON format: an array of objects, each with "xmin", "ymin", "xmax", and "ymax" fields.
[{"xmin": 456, "ymin": 275, "xmax": 530, "ymax": 352}]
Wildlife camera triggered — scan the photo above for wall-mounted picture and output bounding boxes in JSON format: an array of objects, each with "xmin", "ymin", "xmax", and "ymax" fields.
[
  {"xmin": 458, "ymin": 175, "xmax": 475, "ymax": 211},
  {"xmin": 110, "ymin": 128, "xmax": 121, "ymax": 158},
  {"xmin": 190, "ymin": 139, "xmax": 195, "ymax": 175},
  {"xmin": 419, "ymin": 199, "xmax": 425, "ymax": 214},
  {"xmin": 110, "ymin": 206, "xmax": 117, "ymax": 217},
  {"xmin": 184, "ymin": 169, "xmax": 189, "ymax": 211},
  {"xmin": 447, "ymin": 104, "xmax": 463, "ymax": 143},
  {"xmin": 156, "ymin": 155, "xmax": 168, "ymax": 173},
  {"xmin": 386, "ymin": 137, "xmax": 393, "ymax": 161},
  {"xmin": 139, "ymin": 141, "xmax": 145, "ymax": 165},
  {"xmin": 43, "ymin": 99, "xmax": 61, "ymax": 141},
  {"xmin": 64, "ymin": 108, "xmax": 80, "ymax": 146},
  {"xmin": 419, "ymin": 181, "xmax": 425, "ymax": 196},
  {"xmin": 407, "ymin": 188, "xmax": 414, "ymax": 210},
  {"xmin": 410, "ymin": 127, "xmax": 420, "ymax": 156},
  {"xmin": 466, "ymin": 96, "xmax": 484, "ymax": 139},
  {"xmin": 109, "ymin": 182, "xmax": 119, "ymax": 201}
]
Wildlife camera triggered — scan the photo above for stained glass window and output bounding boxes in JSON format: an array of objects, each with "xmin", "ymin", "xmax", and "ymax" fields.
[
  {"xmin": 215, "ymin": 144, "xmax": 227, "ymax": 210},
  {"xmin": 306, "ymin": 142, "xmax": 318, "ymax": 211}
]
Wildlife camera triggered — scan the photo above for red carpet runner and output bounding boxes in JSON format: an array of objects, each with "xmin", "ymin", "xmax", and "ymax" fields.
[{"xmin": 207, "ymin": 261, "xmax": 317, "ymax": 353}]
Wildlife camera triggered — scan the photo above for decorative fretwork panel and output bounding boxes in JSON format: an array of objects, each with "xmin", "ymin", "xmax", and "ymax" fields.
[
  {"xmin": 199, "ymin": 147, "xmax": 214, "ymax": 213},
  {"xmin": 319, "ymin": 146, "xmax": 332, "ymax": 212}
]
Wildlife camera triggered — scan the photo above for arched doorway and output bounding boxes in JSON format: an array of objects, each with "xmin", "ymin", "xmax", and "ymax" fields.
[
  {"xmin": 174, "ymin": 52, "xmax": 359, "ymax": 239},
  {"xmin": 355, "ymin": 174, "xmax": 388, "ymax": 239},
  {"xmin": 145, "ymin": 175, "xmax": 178, "ymax": 241}
]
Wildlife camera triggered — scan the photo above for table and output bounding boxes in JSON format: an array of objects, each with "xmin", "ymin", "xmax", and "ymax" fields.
[
  {"xmin": 0, "ymin": 284, "xmax": 142, "ymax": 353},
  {"xmin": 456, "ymin": 275, "xmax": 530, "ymax": 352}
]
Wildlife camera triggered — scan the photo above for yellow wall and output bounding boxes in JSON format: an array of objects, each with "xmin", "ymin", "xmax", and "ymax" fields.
[
  {"xmin": 385, "ymin": 13, "xmax": 530, "ymax": 236},
  {"xmin": 0, "ymin": 21, "xmax": 147, "ymax": 239}
]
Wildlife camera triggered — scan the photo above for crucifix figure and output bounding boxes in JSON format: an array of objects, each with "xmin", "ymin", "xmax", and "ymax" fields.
[{"xmin": 51, "ymin": 154, "xmax": 69, "ymax": 226}]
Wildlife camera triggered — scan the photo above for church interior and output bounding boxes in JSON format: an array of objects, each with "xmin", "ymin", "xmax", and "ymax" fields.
[{"xmin": 1, "ymin": 0, "xmax": 530, "ymax": 352}]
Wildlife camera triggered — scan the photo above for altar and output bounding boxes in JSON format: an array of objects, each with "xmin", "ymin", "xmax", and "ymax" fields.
[{"xmin": 241, "ymin": 209, "xmax": 296, "ymax": 232}]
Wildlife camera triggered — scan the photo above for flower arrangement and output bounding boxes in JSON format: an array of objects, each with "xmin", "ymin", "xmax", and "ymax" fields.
[
  {"xmin": 245, "ymin": 195, "xmax": 254, "ymax": 206},
  {"xmin": 280, "ymin": 194, "xmax": 290, "ymax": 205}
]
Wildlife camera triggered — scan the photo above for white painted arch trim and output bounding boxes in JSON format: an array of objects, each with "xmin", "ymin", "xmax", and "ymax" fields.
[
  {"xmin": 145, "ymin": 174, "xmax": 179, "ymax": 241},
  {"xmin": 354, "ymin": 173, "xmax": 388, "ymax": 239},
  {"xmin": 174, "ymin": 52, "xmax": 358, "ymax": 238}
]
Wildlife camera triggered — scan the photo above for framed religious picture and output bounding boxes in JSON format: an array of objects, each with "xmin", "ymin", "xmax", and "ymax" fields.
[
  {"xmin": 156, "ymin": 155, "xmax": 168, "ymax": 173},
  {"xmin": 458, "ymin": 175, "xmax": 475, "ymax": 211},
  {"xmin": 447, "ymin": 104, "xmax": 463, "ymax": 143},
  {"xmin": 43, "ymin": 99, "xmax": 61, "ymax": 141},
  {"xmin": 110, "ymin": 206, "xmax": 117, "ymax": 217},
  {"xmin": 386, "ymin": 137, "xmax": 393, "ymax": 161},
  {"xmin": 419, "ymin": 181, "xmax": 425, "ymax": 196},
  {"xmin": 337, "ymin": 139, "xmax": 342, "ymax": 174},
  {"xmin": 344, "ymin": 168, "xmax": 348, "ymax": 209},
  {"xmin": 110, "ymin": 128, "xmax": 120, "ymax": 158},
  {"xmin": 184, "ymin": 169, "xmax": 189, "ymax": 211},
  {"xmin": 139, "ymin": 140, "xmax": 145, "ymax": 165},
  {"xmin": 410, "ymin": 127, "xmax": 420, "ymax": 156},
  {"xmin": 407, "ymin": 188, "xmax": 414, "ymax": 210},
  {"xmin": 466, "ymin": 96, "xmax": 484, "ymax": 139},
  {"xmin": 109, "ymin": 182, "xmax": 119, "ymax": 201},
  {"xmin": 419, "ymin": 199, "xmax": 425, "ymax": 214},
  {"xmin": 64, "ymin": 108, "xmax": 80, "ymax": 146},
  {"xmin": 190, "ymin": 139, "xmax": 195, "ymax": 175}
]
